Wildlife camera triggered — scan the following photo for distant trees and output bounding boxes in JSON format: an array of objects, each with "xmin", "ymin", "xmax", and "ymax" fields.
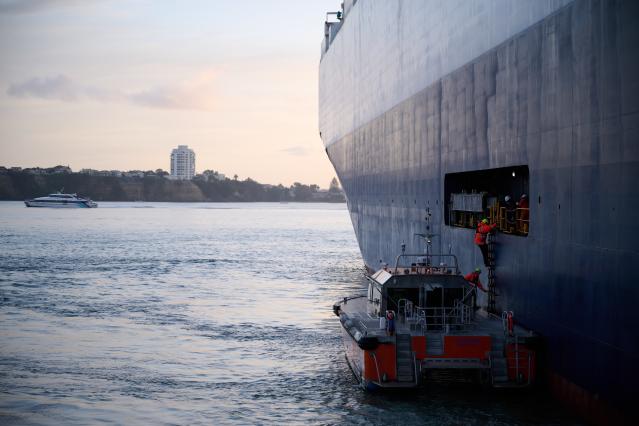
[
  {"xmin": 0, "ymin": 167, "xmax": 346, "ymax": 202},
  {"xmin": 290, "ymin": 182, "xmax": 314, "ymax": 201}
]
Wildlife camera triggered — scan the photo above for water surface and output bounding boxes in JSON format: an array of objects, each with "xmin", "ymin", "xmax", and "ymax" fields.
[{"xmin": 0, "ymin": 202, "xmax": 580, "ymax": 425}]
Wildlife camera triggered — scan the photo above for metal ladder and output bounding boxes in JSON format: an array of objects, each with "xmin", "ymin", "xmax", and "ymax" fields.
[
  {"xmin": 487, "ymin": 233, "xmax": 497, "ymax": 313},
  {"xmin": 425, "ymin": 333, "xmax": 444, "ymax": 355},
  {"xmin": 395, "ymin": 334, "xmax": 414, "ymax": 382},
  {"xmin": 490, "ymin": 333, "xmax": 509, "ymax": 384}
]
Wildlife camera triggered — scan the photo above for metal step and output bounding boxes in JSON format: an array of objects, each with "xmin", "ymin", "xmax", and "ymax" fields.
[
  {"xmin": 492, "ymin": 358, "xmax": 506, "ymax": 367},
  {"xmin": 426, "ymin": 334, "xmax": 444, "ymax": 355},
  {"xmin": 493, "ymin": 375, "xmax": 509, "ymax": 383},
  {"xmin": 492, "ymin": 366, "xmax": 508, "ymax": 376},
  {"xmin": 397, "ymin": 374, "xmax": 414, "ymax": 382},
  {"xmin": 395, "ymin": 334, "xmax": 414, "ymax": 383}
]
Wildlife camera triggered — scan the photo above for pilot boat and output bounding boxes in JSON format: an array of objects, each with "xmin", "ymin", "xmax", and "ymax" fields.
[
  {"xmin": 333, "ymin": 252, "xmax": 537, "ymax": 390},
  {"xmin": 24, "ymin": 191, "xmax": 98, "ymax": 208}
]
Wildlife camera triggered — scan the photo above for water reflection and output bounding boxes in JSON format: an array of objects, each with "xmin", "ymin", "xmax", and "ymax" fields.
[{"xmin": 0, "ymin": 202, "xmax": 579, "ymax": 425}]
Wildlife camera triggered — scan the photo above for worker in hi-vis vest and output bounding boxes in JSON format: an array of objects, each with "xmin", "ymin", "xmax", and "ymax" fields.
[
  {"xmin": 475, "ymin": 219, "xmax": 497, "ymax": 267},
  {"xmin": 464, "ymin": 268, "xmax": 487, "ymax": 292}
]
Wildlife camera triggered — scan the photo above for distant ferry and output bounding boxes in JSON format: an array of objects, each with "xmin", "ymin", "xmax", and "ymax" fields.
[{"xmin": 24, "ymin": 191, "xmax": 98, "ymax": 208}]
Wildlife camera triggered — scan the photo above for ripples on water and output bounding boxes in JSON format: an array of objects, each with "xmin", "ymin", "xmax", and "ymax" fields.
[{"xmin": 0, "ymin": 202, "xmax": 580, "ymax": 425}]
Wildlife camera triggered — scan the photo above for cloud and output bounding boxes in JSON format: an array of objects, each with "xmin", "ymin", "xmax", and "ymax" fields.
[
  {"xmin": 129, "ymin": 76, "xmax": 216, "ymax": 111},
  {"xmin": 0, "ymin": 0, "xmax": 87, "ymax": 14},
  {"xmin": 280, "ymin": 146, "xmax": 310, "ymax": 156},
  {"xmin": 7, "ymin": 75, "xmax": 78, "ymax": 101},
  {"xmin": 7, "ymin": 74, "xmax": 216, "ymax": 111}
]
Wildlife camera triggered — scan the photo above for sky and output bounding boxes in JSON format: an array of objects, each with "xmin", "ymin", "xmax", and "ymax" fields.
[{"xmin": 0, "ymin": 0, "xmax": 341, "ymax": 187}]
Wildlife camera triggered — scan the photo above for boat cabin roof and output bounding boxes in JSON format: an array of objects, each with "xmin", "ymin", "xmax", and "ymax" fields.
[
  {"xmin": 48, "ymin": 193, "xmax": 76, "ymax": 198},
  {"xmin": 370, "ymin": 267, "xmax": 467, "ymax": 289},
  {"xmin": 370, "ymin": 253, "xmax": 466, "ymax": 288}
]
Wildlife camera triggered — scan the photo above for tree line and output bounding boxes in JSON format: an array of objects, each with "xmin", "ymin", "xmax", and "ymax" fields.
[{"xmin": 0, "ymin": 170, "xmax": 345, "ymax": 202}]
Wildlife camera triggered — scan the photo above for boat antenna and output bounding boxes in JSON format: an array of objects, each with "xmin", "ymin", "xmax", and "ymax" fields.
[
  {"xmin": 414, "ymin": 233, "xmax": 434, "ymax": 265},
  {"xmin": 414, "ymin": 205, "xmax": 439, "ymax": 264}
]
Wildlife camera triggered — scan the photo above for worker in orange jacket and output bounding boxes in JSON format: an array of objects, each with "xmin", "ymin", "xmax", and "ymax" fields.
[
  {"xmin": 475, "ymin": 218, "xmax": 497, "ymax": 266},
  {"xmin": 465, "ymin": 267, "xmax": 486, "ymax": 310},
  {"xmin": 464, "ymin": 268, "xmax": 487, "ymax": 292}
]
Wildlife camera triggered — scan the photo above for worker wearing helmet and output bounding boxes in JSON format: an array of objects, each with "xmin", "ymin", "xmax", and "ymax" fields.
[
  {"xmin": 465, "ymin": 268, "xmax": 487, "ymax": 310},
  {"xmin": 464, "ymin": 268, "xmax": 487, "ymax": 292},
  {"xmin": 475, "ymin": 218, "xmax": 497, "ymax": 266}
]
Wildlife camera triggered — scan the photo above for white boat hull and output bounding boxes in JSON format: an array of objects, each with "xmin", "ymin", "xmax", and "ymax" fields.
[{"xmin": 24, "ymin": 200, "xmax": 97, "ymax": 208}]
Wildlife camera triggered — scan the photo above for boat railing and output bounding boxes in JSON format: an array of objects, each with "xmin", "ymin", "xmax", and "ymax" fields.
[
  {"xmin": 399, "ymin": 300, "xmax": 475, "ymax": 333},
  {"xmin": 393, "ymin": 254, "xmax": 459, "ymax": 274}
]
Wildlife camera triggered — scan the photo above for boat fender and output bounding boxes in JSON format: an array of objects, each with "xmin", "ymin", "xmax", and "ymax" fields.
[
  {"xmin": 357, "ymin": 336, "xmax": 379, "ymax": 350},
  {"xmin": 333, "ymin": 304, "xmax": 341, "ymax": 316}
]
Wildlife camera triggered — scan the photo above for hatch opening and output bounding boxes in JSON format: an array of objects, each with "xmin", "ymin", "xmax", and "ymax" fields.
[{"xmin": 444, "ymin": 166, "xmax": 529, "ymax": 236}]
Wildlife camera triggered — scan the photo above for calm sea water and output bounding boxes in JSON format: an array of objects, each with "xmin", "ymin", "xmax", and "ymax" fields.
[{"xmin": 0, "ymin": 202, "xmax": 580, "ymax": 425}]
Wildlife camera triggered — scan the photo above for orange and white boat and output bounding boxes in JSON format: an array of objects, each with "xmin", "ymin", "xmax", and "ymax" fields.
[{"xmin": 333, "ymin": 253, "xmax": 538, "ymax": 390}]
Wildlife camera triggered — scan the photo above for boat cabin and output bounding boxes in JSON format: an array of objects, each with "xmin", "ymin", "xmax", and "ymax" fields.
[
  {"xmin": 334, "ymin": 253, "xmax": 537, "ymax": 390},
  {"xmin": 367, "ymin": 254, "xmax": 476, "ymax": 332}
]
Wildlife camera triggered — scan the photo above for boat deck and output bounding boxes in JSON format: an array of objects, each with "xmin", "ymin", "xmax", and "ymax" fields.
[{"xmin": 338, "ymin": 295, "xmax": 531, "ymax": 340}]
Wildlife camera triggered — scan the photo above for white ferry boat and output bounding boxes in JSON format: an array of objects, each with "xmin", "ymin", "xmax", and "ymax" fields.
[{"xmin": 24, "ymin": 191, "xmax": 98, "ymax": 208}]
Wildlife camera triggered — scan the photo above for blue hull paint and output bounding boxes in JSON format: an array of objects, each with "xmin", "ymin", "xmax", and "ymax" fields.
[{"xmin": 320, "ymin": 0, "xmax": 639, "ymax": 418}]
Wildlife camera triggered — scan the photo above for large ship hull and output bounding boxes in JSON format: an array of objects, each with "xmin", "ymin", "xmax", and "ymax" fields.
[{"xmin": 320, "ymin": 0, "xmax": 638, "ymax": 422}]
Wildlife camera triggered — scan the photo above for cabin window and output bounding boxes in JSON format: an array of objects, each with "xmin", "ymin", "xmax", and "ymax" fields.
[
  {"xmin": 422, "ymin": 287, "xmax": 464, "ymax": 308},
  {"xmin": 386, "ymin": 288, "xmax": 419, "ymax": 314},
  {"xmin": 444, "ymin": 166, "xmax": 529, "ymax": 236}
]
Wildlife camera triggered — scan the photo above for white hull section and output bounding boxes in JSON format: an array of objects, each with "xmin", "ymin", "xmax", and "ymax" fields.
[{"xmin": 24, "ymin": 201, "xmax": 96, "ymax": 208}]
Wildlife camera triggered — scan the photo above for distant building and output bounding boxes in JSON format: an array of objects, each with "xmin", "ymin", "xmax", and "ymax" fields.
[
  {"xmin": 80, "ymin": 169, "xmax": 122, "ymax": 177},
  {"xmin": 123, "ymin": 170, "xmax": 145, "ymax": 178},
  {"xmin": 47, "ymin": 165, "xmax": 72, "ymax": 174},
  {"xmin": 24, "ymin": 167, "xmax": 46, "ymax": 175},
  {"xmin": 199, "ymin": 169, "xmax": 225, "ymax": 182},
  {"xmin": 170, "ymin": 145, "xmax": 196, "ymax": 180}
]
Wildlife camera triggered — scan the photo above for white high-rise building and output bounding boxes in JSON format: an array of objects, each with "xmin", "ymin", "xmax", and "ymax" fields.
[{"xmin": 170, "ymin": 145, "xmax": 196, "ymax": 180}]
